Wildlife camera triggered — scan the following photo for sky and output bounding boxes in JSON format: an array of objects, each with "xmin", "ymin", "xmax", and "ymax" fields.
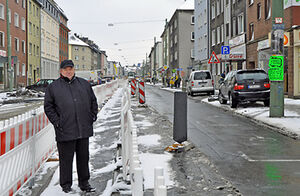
[{"xmin": 54, "ymin": 0, "xmax": 187, "ymax": 66}]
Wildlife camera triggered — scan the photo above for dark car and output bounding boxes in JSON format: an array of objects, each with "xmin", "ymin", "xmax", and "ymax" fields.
[
  {"xmin": 218, "ymin": 69, "xmax": 270, "ymax": 108},
  {"xmin": 26, "ymin": 79, "xmax": 56, "ymax": 92}
]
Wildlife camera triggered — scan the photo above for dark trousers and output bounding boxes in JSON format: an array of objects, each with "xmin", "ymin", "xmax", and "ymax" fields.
[{"xmin": 57, "ymin": 138, "xmax": 90, "ymax": 189}]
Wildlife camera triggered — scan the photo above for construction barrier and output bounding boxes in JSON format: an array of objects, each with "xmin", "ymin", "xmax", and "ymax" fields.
[
  {"xmin": 138, "ymin": 81, "xmax": 145, "ymax": 104},
  {"xmin": 130, "ymin": 79, "xmax": 136, "ymax": 96},
  {"xmin": 0, "ymin": 79, "xmax": 123, "ymax": 196},
  {"xmin": 120, "ymin": 86, "xmax": 143, "ymax": 195},
  {"xmin": 0, "ymin": 107, "xmax": 56, "ymax": 196}
]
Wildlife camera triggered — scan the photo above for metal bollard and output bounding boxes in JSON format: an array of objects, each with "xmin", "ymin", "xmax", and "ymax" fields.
[{"xmin": 173, "ymin": 91, "xmax": 187, "ymax": 143}]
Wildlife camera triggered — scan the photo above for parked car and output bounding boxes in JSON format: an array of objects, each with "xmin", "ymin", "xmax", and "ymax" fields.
[
  {"xmin": 187, "ymin": 70, "xmax": 214, "ymax": 96},
  {"xmin": 26, "ymin": 79, "xmax": 55, "ymax": 92},
  {"xmin": 218, "ymin": 69, "xmax": 270, "ymax": 108}
]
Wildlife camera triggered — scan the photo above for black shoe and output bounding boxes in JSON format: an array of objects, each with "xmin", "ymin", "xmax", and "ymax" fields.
[
  {"xmin": 80, "ymin": 186, "xmax": 96, "ymax": 193},
  {"xmin": 62, "ymin": 187, "xmax": 72, "ymax": 193}
]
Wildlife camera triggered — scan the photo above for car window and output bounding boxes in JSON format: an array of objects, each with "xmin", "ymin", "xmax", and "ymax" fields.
[
  {"xmin": 193, "ymin": 72, "xmax": 211, "ymax": 80},
  {"xmin": 37, "ymin": 80, "xmax": 44, "ymax": 85},
  {"xmin": 236, "ymin": 71, "xmax": 268, "ymax": 81}
]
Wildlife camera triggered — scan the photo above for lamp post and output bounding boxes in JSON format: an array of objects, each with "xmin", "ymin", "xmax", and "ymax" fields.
[
  {"xmin": 269, "ymin": 0, "xmax": 284, "ymax": 117},
  {"xmin": 6, "ymin": 0, "xmax": 13, "ymax": 91}
]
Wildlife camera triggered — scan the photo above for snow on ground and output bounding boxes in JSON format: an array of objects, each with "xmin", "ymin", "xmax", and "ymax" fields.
[
  {"xmin": 138, "ymin": 134, "xmax": 161, "ymax": 147},
  {"xmin": 203, "ymin": 98, "xmax": 300, "ymax": 136}
]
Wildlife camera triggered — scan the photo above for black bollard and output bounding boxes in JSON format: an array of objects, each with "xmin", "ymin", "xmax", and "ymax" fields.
[{"xmin": 173, "ymin": 91, "xmax": 187, "ymax": 143}]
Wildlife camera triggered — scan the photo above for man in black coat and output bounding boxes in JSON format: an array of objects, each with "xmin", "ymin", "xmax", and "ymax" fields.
[{"xmin": 44, "ymin": 59, "xmax": 98, "ymax": 193}]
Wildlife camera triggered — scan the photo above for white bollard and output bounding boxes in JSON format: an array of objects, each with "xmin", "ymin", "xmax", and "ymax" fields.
[
  {"xmin": 155, "ymin": 176, "xmax": 165, "ymax": 196},
  {"xmin": 154, "ymin": 167, "xmax": 164, "ymax": 196},
  {"xmin": 132, "ymin": 167, "xmax": 143, "ymax": 196},
  {"xmin": 157, "ymin": 185, "xmax": 167, "ymax": 196}
]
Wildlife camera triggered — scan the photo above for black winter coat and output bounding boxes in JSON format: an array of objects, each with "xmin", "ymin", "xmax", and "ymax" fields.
[{"xmin": 44, "ymin": 76, "xmax": 98, "ymax": 142}]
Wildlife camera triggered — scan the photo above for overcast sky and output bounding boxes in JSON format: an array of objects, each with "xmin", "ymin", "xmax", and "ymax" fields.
[{"xmin": 55, "ymin": 0, "xmax": 186, "ymax": 66}]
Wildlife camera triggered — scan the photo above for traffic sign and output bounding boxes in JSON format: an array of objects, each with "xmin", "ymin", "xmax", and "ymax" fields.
[
  {"xmin": 177, "ymin": 68, "xmax": 183, "ymax": 71},
  {"xmin": 221, "ymin": 46, "xmax": 230, "ymax": 54},
  {"xmin": 268, "ymin": 55, "xmax": 284, "ymax": 81},
  {"xmin": 208, "ymin": 51, "xmax": 220, "ymax": 64}
]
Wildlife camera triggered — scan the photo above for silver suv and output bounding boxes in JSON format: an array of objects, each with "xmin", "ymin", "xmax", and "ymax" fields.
[{"xmin": 187, "ymin": 70, "xmax": 214, "ymax": 96}]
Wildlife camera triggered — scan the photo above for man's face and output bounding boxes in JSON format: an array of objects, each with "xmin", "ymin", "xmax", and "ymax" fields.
[{"xmin": 60, "ymin": 66, "xmax": 75, "ymax": 80}]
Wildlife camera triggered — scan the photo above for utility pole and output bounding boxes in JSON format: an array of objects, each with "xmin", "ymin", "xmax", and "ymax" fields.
[
  {"xmin": 6, "ymin": 0, "xmax": 13, "ymax": 91},
  {"xmin": 153, "ymin": 37, "xmax": 156, "ymax": 84},
  {"xmin": 269, "ymin": 0, "xmax": 284, "ymax": 117}
]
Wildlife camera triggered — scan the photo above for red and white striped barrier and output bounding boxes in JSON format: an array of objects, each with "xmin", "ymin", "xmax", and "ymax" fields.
[
  {"xmin": 0, "ymin": 107, "xmax": 56, "ymax": 196},
  {"xmin": 138, "ymin": 81, "xmax": 145, "ymax": 104},
  {"xmin": 130, "ymin": 79, "xmax": 136, "ymax": 96}
]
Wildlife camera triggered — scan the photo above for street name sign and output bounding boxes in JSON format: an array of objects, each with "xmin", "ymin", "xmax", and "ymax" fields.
[{"xmin": 268, "ymin": 55, "xmax": 284, "ymax": 81}]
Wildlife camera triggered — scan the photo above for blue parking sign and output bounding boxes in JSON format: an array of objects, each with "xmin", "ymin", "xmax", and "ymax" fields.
[{"xmin": 221, "ymin": 46, "xmax": 230, "ymax": 54}]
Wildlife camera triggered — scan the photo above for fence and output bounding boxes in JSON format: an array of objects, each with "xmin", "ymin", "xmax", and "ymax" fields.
[
  {"xmin": 0, "ymin": 79, "xmax": 122, "ymax": 196},
  {"xmin": 120, "ymin": 85, "xmax": 143, "ymax": 196},
  {"xmin": 0, "ymin": 107, "xmax": 55, "ymax": 196}
]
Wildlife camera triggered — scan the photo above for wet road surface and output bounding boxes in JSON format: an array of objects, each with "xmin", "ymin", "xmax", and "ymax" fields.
[{"xmin": 145, "ymin": 84, "xmax": 300, "ymax": 196}]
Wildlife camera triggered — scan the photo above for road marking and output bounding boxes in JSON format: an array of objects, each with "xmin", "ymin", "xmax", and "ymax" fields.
[{"xmin": 240, "ymin": 152, "xmax": 300, "ymax": 162}]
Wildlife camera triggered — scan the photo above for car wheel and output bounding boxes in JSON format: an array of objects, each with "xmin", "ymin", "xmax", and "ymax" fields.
[
  {"xmin": 218, "ymin": 92, "xmax": 227, "ymax": 104},
  {"xmin": 264, "ymin": 100, "xmax": 270, "ymax": 107},
  {"xmin": 229, "ymin": 93, "xmax": 237, "ymax": 108},
  {"xmin": 191, "ymin": 91, "xmax": 194, "ymax": 96}
]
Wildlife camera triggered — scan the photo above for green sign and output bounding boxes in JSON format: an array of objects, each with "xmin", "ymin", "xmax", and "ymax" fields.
[
  {"xmin": 172, "ymin": 69, "xmax": 176, "ymax": 73},
  {"xmin": 268, "ymin": 55, "xmax": 284, "ymax": 81}
]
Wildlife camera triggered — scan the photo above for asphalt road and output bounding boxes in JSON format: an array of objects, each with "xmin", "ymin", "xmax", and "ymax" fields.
[{"xmin": 145, "ymin": 84, "xmax": 300, "ymax": 196}]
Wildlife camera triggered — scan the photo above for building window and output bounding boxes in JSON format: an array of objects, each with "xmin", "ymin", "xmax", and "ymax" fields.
[
  {"xmin": 217, "ymin": 0, "xmax": 220, "ymax": 16},
  {"xmin": 22, "ymin": 63, "xmax": 25, "ymax": 76},
  {"xmin": 75, "ymin": 46, "xmax": 79, "ymax": 51},
  {"xmin": 257, "ymin": 3, "xmax": 261, "ymax": 20},
  {"xmin": 22, "ymin": 0, "xmax": 25, "ymax": 8},
  {"xmin": 226, "ymin": 23, "xmax": 229, "ymax": 37},
  {"xmin": 191, "ymin": 15, "xmax": 195, "ymax": 24},
  {"xmin": 82, "ymin": 48, "xmax": 85, "ymax": 51},
  {"xmin": 191, "ymin": 32, "xmax": 195, "ymax": 41},
  {"xmin": 211, "ymin": 3, "xmax": 215, "ymax": 19},
  {"xmin": 0, "ymin": 32, "xmax": 4, "ymax": 47},
  {"xmin": 0, "ymin": 4, "xmax": 4, "ymax": 20},
  {"xmin": 14, "ymin": 13, "xmax": 19, "ymax": 27},
  {"xmin": 22, "ymin": 40, "xmax": 25, "ymax": 53},
  {"xmin": 191, "ymin": 49, "xmax": 195, "ymax": 58},
  {"xmin": 8, "ymin": 9, "xmax": 11, "ymax": 23},
  {"xmin": 217, "ymin": 26, "xmax": 220, "ymax": 44},
  {"xmin": 212, "ymin": 29, "xmax": 216, "ymax": 46},
  {"xmin": 249, "ymin": 23, "xmax": 254, "ymax": 41},
  {"xmin": 75, "ymin": 55, "xmax": 79, "ymax": 60},
  {"xmin": 82, "ymin": 56, "xmax": 85, "ymax": 60},
  {"xmin": 232, "ymin": 17, "xmax": 236, "ymax": 37},
  {"xmin": 221, "ymin": 0, "xmax": 224, "ymax": 13},
  {"xmin": 265, "ymin": 0, "xmax": 271, "ymax": 20},
  {"xmin": 21, "ymin": 17, "xmax": 25, "ymax": 31},
  {"xmin": 29, "ymin": 22, "xmax": 32, "ymax": 34},
  {"xmin": 15, "ymin": 0, "xmax": 19, "ymax": 4},
  {"xmin": 33, "ymin": 44, "xmax": 35, "ymax": 55},
  {"xmin": 29, "ymin": 1, "xmax": 31, "ymax": 13},
  {"xmin": 238, "ymin": 13, "xmax": 244, "ymax": 34},
  {"xmin": 175, "ymin": 35, "xmax": 177, "ymax": 44},
  {"xmin": 33, "ymin": 24, "xmax": 35, "ymax": 36},
  {"xmin": 29, "ymin": 43, "xmax": 32, "ymax": 54},
  {"xmin": 174, "ymin": 51, "xmax": 178, "ymax": 60},
  {"xmin": 15, "ymin": 37, "xmax": 19, "ymax": 52},
  {"xmin": 37, "ymin": 27, "xmax": 39, "ymax": 36},
  {"xmin": 37, "ymin": 46, "xmax": 39, "ymax": 56},
  {"xmin": 174, "ymin": 19, "xmax": 177, "ymax": 29},
  {"xmin": 249, "ymin": 0, "xmax": 254, "ymax": 6},
  {"xmin": 36, "ymin": 7, "xmax": 39, "ymax": 17},
  {"xmin": 221, "ymin": 25, "xmax": 224, "ymax": 42}
]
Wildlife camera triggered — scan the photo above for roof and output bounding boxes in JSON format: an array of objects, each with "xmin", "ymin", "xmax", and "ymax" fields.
[
  {"xmin": 69, "ymin": 34, "xmax": 89, "ymax": 46},
  {"xmin": 177, "ymin": 0, "xmax": 194, "ymax": 10}
]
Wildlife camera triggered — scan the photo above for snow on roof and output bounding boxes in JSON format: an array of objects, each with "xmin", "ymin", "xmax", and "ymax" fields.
[
  {"xmin": 178, "ymin": 0, "xmax": 194, "ymax": 10},
  {"xmin": 69, "ymin": 34, "xmax": 89, "ymax": 46}
]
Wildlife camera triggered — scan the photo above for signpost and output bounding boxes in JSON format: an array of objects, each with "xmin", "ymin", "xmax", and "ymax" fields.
[{"xmin": 270, "ymin": 0, "xmax": 284, "ymax": 117}]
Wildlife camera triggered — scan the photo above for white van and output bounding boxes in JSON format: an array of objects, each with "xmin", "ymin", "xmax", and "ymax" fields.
[{"xmin": 187, "ymin": 70, "xmax": 214, "ymax": 96}]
